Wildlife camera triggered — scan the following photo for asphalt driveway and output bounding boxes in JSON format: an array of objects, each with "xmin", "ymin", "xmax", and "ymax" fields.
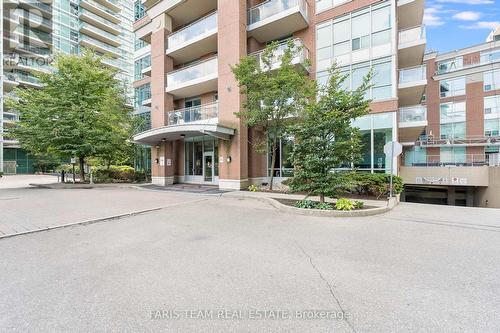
[{"xmin": 0, "ymin": 187, "xmax": 499, "ymax": 332}]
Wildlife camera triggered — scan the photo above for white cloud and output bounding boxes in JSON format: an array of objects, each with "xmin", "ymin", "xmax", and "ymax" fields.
[
  {"xmin": 424, "ymin": 7, "xmax": 446, "ymax": 26},
  {"xmin": 436, "ymin": 0, "xmax": 494, "ymax": 4},
  {"xmin": 453, "ymin": 11, "xmax": 482, "ymax": 20},
  {"xmin": 460, "ymin": 21, "xmax": 500, "ymax": 29}
]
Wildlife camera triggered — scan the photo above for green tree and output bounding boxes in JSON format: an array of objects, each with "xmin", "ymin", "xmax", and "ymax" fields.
[
  {"xmin": 232, "ymin": 40, "xmax": 314, "ymax": 190},
  {"xmin": 7, "ymin": 50, "xmax": 133, "ymax": 181},
  {"xmin": 288, "ymin": 65, "xmax": 372, "ymax": 203}
]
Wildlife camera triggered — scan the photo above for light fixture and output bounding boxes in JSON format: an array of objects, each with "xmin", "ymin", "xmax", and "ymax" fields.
[
  {"xmin": 226, "ymin": 156, "xmax": 232, "ymax": 163},
  {"xmin": 180, "ymin": 134, "xmax": 185, "ymax": 138}
]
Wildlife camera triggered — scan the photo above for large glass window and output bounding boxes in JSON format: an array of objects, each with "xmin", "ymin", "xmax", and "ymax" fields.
[
  {"xmin": 351, "ymin": 112, "xmax": 395, "ymax": 173},
  {"xmin": 316, "ymin": 0, "xmax": 350, "ymax": 13},
  {"xmin": 484, "ymin": 96, "xmax": 500, "ymax": 136},
  {"xmin": 268, "ymin": 136, "xmax": 294, "ymax": 177},
  {"xmin": 134, "ymin": 83, "xmax": 151, "ymax": 107},
  {"xmin": 440, "ymin": 77, "xmax": 465, "ymax": 98},
  {"xmin": 484, "ymin": 69, "xmax": 500, "ymax": 91},
  {"xmin": 436, "ymin": 57, "xmax": 462, "ymax": 74},
  {"xmin": 440, "ymin": 147, "xmax": 466, "ymax": 164},
  {"xmin": 134, "ymin": 55, "xmax": 151, "ymax": 80},
  {"xmin": 440, "ymin": 102, "xmax": 466, "ymax": 139},
  {"xmin": 319, "ymin": 57, "xmax": 394, "ymax": 100}
]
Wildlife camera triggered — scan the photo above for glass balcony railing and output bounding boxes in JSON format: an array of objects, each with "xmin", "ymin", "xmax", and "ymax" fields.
[
  {"xmin": 399, "ymin": 65, "xmax": 426, "ymax": 84},
  {"xmin": 3, "ymin": 113, "xmax": 20, "ymax": 122},
  {"xmin": 79, "ymin": 9, "xmax": 120, "ymax": 32},
  {"xmin": 167, "ymin": 102, "xmax": 218, "ymax": 126},
  {"xmin": 5, "ymin": 70, "xmax": 41, "ymax": 85},
  {"xmin": 248, "ymin": 0, "xmax": 308, "ymax": 26},
  {"xmin": 17, "ymin": 43, "xmax": 51, "ymax": 56},
  {"xmin": 398, "ymin": 25, "xmax": 426, "ymax": 46},
  {"xmin": 399, "ymin": 106, "xmax": 427, "ymax": 123},
  {"xmin": 14, "ymin": 26, "xmax": 52, "ymax": 44},
  {"xmin": 168, "ymin": 12, "xmax": 217, "ymax": 49},
  {"xmin": 80, "ymin": 34, "xmax": 120, "ymax": 55},
  {"xmin": 167, "ymin": 56, "xmax": 218, "ymax": 88},
  {"xmin": 80, "ymin": 22, "xmax": 120, "ymax": 43},
  {"xmin": 82, "ymin": 0, "xmax": 120, "ymax": 20},
  {"xmin": 20, "ymin": 0, "xmax": 52, "ymax": 13},
  {"xmin": 404, "ymin": 154, "xmax": 494, "ymax": 167},
  {"xmin": 253, "ymin": 38, "xmax": 309, "ymax": 70}
]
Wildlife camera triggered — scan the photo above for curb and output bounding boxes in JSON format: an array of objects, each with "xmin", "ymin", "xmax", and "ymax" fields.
[
  {"xmin": 0, "ymin": 197, "xmax": 211, "ymax": 240},
  {"xmin": 223, "ymin": 192, "xmax": 398, "ymax": 217}
]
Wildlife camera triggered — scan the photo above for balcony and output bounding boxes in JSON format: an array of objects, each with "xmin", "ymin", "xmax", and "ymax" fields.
[
  {"xmin": 416, "ymin": 135, "xmax": 500, "ymax": 148},
  {"xmin": 399, "ymin": 106, "xmax": 427, "ymax": 142},
  {"xmin": 398, "ymin": 65, "xmax": 427, "ymax": 106},
  {"xmin": 14, "ymin": 26, "xmax": 52, "ymax": 47},
  {"xmin": 3, "ymin": 112, "xmax": 20, "ymax": 124},
  {"xmin": 166, "ymin": 56, "xmax": 218, "ymax": 99},
  {"xmin": 79, "ymin": 8, "xmax": 120, "ymax": 35},
  {"xmin": 19, "ymin": 0, "xmax": 52, "ymax": 18},
  {"xmin": 150, "ymin": 0, "xmax": 217, "ymax": 29},
  {"xmin": 247, "ymin": 0, "xmax": 309, "ymax": 43},
  {"xmin": 166, "ymin": 12, "xmax": 217, "ymax": 65},
  {"xmin": 80, "ymin": 0, "xmax": 121, "ymax": 24},
  {"xmin": 3, "ymin": 31, "xmax": 20, "ymax": 49},
  {"xmin": 16, "ymin": 43, "xmax": 51, "ymax": 58},
  {"xmin": 397, "ymin": 0, "xmax": 424, "ymax": 30},
  {"xmin": 95, "ymin": 0, "xmax": 121, "ymax": 13},
  {"xmin": 101, "ymin": 57, "xmax": 121, "ymax": 70},
  {"xmin": 3, "ymin": 73, "xmax": 20, "ymax": 91},
  {"xmin": 133, "ymin": 102, "xmax": 235, "ymax": 144},
  {"xmin": 398, "ymin": 25, "xmax": 426, "ymax": 68},
  {"xmin": 79, "ymin": 22, "xmax": 120, "ymax": 47},
  {"xmin": 167, "ymin": 102, "xmax": 219, "ymax": 126},
  {"xmin": 5, "ymin": 70, "xmax": 43, "ymax": 88},
  {"xmin": 253, "ymin": 38, "xmax": 310, "ymax": 72},
  {"xmin": 19, "ymin": 10, "xmax": 52, "ymax": 32},
  {"xmin": 79, "ymin": 35, "xmax": 121, "ymax": 58},
  {"xmin": 3, "ymin": 10, "xmax": 20, "ymax": 29}
]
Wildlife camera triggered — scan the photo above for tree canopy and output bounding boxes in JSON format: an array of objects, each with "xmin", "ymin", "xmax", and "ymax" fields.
[
  {"xmin": 7, "ymin": 50, "xmax": 133, "ymax": 180},
  {"xmin": 231, "ymin": 40, "xmax": 315, "ymax": 189},
  {"xmin": 288, "ymin": 65, "xmax": 372, "ymax": 202}
]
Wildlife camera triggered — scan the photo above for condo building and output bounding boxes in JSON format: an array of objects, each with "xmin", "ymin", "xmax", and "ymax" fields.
[
  {"xmin": 1, "ymin": 0, "xmax": 134, "ymax": 174},
  {"xmin": 401, "ymin": 28, "xmax": 500, "ymax": 207},
  {"xmin": 132, "ymin": 0, "xmax": 427, "ymax": 190}
]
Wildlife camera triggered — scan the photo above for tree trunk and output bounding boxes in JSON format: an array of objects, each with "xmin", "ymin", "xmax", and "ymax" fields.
[
  {"xmin": 79, "ymin": 156, "xmax": 85, "ymax": 183},
  {"xmin": 269, "ymin": 140, "xmax": 278, "ymax": 191},
  {"xmin": 320, "ymin": 194, "xmax": 325, "ymax": 204}
]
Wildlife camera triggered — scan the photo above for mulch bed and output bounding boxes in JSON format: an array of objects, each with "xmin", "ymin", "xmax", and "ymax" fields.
[{"xmin": 274, "ymin": 198, "xmax": 377, "ymax": 210}]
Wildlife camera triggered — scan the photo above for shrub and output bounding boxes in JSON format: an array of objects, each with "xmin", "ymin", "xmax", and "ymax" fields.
[
  {"xmin": 92, "ymin": 165, "xmax": 142, "ymax": 183},
  {"xmin": 348, "ymin": 172, "xmax": 403, "ymax": 199},
  {"xmin": 315, "ymin": 202, "xmax": 334, "ymax": 210},
  {"xmin": 353, "ymin": 200, "xmax": 364, "ymax": 209},
  {"xmin": 248, "ymin": 184, "xmax": 259, "ymax": 192},
  {"xmin": 335, "ymin": 198, "xmax": 355, "ymax": 211},
  {"xmin": 295, "ymin": 199, "xmax": 316, "ymax": 209},
  {"xmin": 0, "ymin": 172, "xmax": 3, "ymax": 178}
]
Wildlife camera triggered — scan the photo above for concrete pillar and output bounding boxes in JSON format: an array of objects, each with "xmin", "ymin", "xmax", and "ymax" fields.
[
  {"xmin": 466, "ymin": 187, "xmax": 474, "ymax": 207},
  {"xmin": 150, "ymin": 14, "xmax": 174, "ymax": 186},
  {"xmin": 217, "ymin": 0, "xmax": 249, "ymax": 190},
  {"xmin": 447, "ymin": 187, "xmax": 456, "ymax": 206}
]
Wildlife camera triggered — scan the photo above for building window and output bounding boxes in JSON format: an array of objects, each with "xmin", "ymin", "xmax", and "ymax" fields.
[
  {"xmin": 134, "ymin": 83, "xmax": 151, "ymax": 107},
  {"xmin": 351, "ymin": 112, "xmax": 396, "ymax": 173},
  {"xmin": 315, "ymin": 1, "xmax": 392, "ymax": 71},
  {"xmin": 484, "ymin": 95, "xmax": 500, "ymax": 136},
  {"xmin": 440, "ymin": 102, "xmax": 466, "ymax": 139},
  {"xmin": 440, "ymin": 77, "xmax": 465, "ymax": 98},
  {"xmin": 134, "ymin": 55, "xmax": 151, "ymax": 80},
  {"xmin": 268, "ymin": 136, "xmax": 294, "ymax": 178},
  {"xmin": 480, "ymin": 48, "xmax": 500, "ymax": 65},
  {"xmin": 484, "ymin": 69, "xmax": 500, "ymax": 91},
  {"xmin": 404, "ymin": 146, "xmax": 427, "ymax": 166},
  {"xmin": 134, "ymin": 1, "xmax": 146, "ymax": 21},
  {"xmin": 318, "ymin": 57, "xmax": 393, "ymax": 100},
  {"xmin": 440, "ymin": 147, "xmax": 466, "ymax": 164}
]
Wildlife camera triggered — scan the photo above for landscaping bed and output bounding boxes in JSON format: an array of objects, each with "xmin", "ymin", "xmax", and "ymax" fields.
[{"xmin": 274, "ymin": 198, "xmax": 376, "ymax": 211}]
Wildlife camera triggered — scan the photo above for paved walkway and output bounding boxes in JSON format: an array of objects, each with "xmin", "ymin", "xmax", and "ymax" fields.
[
  {"xmin": 0, "ymin": 191, "xmax": 499, "ymax": 332},
  {"xmin": 0, "ymin": 174, "xmax": 59, "ymax": 189}
]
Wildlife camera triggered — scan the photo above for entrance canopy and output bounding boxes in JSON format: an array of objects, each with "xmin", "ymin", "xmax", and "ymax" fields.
[{"xmin": 133, "ymin": 123, "xmax": 235, "ymax": 145}]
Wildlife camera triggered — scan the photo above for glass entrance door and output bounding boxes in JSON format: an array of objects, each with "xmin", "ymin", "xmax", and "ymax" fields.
[{"xmin": 203, "ymin": 153, "xmax": 213, "ymax": 182}]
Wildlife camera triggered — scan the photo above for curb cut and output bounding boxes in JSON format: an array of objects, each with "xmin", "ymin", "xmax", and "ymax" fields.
[
  {"xmin": 0, "ymin": 197, "xmax": 211, "ymax": 240},
  {"xmin": 223, "ymin": 192, "xmax": 398, "ymax": 217}
]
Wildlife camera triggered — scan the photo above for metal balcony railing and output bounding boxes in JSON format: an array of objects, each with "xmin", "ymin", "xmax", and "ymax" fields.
[
  {"xmin": 436, "ymin": 49, "xmax": 500, "ymax": 75},
  {"xmin": 80, "ymin": 34, "xmax": 120, "ymax": 55},
  {"xmin": 82, "ymin": 0, "xmax": 120, "ymax": 19},
  {"xmin": 416, "ymin": 135, "xmax": 500, "ymax": 147},
  {"xmin": 79, "ymin": 8, "xmax": 120, "ymax": 32},
  {"xmin": 80, "ymin": 22, "xmax": 120, "ymax": 42},
  {"xmin": 166, "ymin": 102, "xmax": 218, "ymax": 126},
  {"xmin": 248, "ymin": 0, "xmax": 308, "ymax": 25},
  {"xmin": 403, "ymin": 154, "xmax": 499, "ymax": 167},
  {"xmin": 168, "ymin": 12, "xmax": 217, "ymax": 49}
]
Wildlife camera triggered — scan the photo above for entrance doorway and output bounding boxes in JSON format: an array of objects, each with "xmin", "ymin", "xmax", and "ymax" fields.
[{"xmin": 184, "ymin": 136, "xmax": 218, "ymax": 184}]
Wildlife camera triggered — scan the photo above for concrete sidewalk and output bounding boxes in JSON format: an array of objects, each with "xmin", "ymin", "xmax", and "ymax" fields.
[{"xmin": 0, "ymin": 174, "xmax": 59, "ymax": 189}]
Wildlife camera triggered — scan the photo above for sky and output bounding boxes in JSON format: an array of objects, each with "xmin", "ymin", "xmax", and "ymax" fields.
[{"xmin": 424, "ymin": 0, "xmax": 500, "ymax": 53}]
